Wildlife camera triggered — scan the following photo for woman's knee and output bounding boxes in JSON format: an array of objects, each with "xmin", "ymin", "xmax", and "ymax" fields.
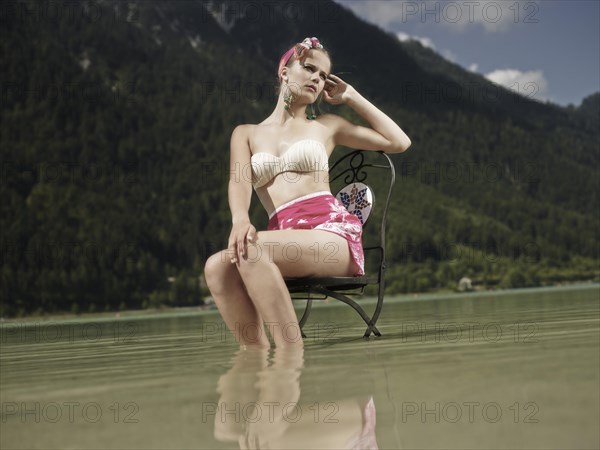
[{"xmin": 203, "ymin": 251, "xmax": 230, "ymax": 291}]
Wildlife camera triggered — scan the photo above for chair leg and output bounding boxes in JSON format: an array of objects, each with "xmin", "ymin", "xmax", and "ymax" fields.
[
  {"xmin": 314, "ymin": 288, "xmax": 380, "ymax": 337},
  {"xmin": 298, "ymin": 294, "xmax": 313, "ymax": 339},
  {"xmin": 364, "ymin": 323, "xmax": 382, "ymax": 338},
  {"xmin": 364, "ymin": 278, "xmax": 385, "ymax": 337}
]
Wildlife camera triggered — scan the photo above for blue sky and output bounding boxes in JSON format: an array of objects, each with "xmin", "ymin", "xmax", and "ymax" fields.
[{"xmin": 333, "ymin": 0, "xmax": 600, "ymax": 107}]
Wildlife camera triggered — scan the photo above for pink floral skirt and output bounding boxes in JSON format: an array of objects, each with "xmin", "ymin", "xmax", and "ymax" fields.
[{"xmin": 267, "ymin": 191, "xmax": 365, "ymax": 276}]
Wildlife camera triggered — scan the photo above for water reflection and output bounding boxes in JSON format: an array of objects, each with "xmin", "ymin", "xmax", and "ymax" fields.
[
  {"xmin": 1, "ymin": 286, "xmax": 597, "ymax": 449},
  {"xmin": 213, "ymin": 348, "xmax": 378, "ymax": 449}
]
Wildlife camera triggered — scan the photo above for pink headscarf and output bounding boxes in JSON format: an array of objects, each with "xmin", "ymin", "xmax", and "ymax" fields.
[{"xmin": 277, "ymin": 37, "xmax": 324, "ymax": 82}]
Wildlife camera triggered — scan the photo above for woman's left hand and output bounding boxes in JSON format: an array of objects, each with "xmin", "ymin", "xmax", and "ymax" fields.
[{"xmin": 323, "ymin": 73, "xmax": 356, "ymax": 105}]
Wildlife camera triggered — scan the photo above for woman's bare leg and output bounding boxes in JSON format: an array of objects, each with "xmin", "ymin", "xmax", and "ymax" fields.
[
  {"xmin": 235, "ymin": 229, "xmax": 355, "ymax": 348},
  {"xmin": 206, "ymin": 229, "xmax": 355, "ymax": 348},
  {"xmin": 204, "ymin": 252, "xmax": 270, "ymax": 348}
]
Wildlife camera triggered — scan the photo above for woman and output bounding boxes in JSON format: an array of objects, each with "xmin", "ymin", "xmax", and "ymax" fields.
[{"xmin": 204, "ymin": 37, "xmax": 411, "ymax": 349}]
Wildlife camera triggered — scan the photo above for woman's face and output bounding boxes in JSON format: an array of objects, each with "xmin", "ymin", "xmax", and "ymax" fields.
[{"xmin": 285, "ymin": 50, "xmax": 331, "ymax": 100}]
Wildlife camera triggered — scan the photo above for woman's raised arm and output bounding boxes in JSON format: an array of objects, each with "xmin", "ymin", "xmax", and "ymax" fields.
[{"xmin": 323, "ymin": 74, "xmax": 411, "ymax": 153}]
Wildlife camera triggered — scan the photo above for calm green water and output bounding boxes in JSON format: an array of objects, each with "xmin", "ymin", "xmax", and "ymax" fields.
[{"xmin": 1, "ymin": 284, "xmax": 599, "ymax": 449}]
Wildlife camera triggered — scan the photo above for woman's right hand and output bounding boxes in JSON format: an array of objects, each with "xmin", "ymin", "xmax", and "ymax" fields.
[{"xmin": 228, "ymin": 220, "xmax": 257, "ymax": 264}]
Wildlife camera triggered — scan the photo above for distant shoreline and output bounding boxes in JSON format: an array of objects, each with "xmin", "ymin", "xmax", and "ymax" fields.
[{"xmin": 2, "ymin": 281, "xmax": 598, "ymax": 325}]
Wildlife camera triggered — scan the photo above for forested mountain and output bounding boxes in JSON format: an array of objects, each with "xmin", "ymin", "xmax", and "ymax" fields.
[{"xmin": 1, "ymin": 0, "xmax": 598, "ymax": 316}]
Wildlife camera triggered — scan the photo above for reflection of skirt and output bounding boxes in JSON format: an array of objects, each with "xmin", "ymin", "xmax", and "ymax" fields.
[{"xmin": 267, "ymin": 191, "xmax": 365, "ymax": 276}]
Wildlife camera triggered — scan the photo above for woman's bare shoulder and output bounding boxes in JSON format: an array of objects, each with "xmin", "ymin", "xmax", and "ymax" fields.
[{"xmin": 232, "ymin": 123, "xmax": 257, "ymax": 136}]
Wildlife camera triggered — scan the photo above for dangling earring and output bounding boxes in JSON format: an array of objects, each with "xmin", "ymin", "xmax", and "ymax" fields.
[
  {"xmin": 307, "ymin": 92, "xmax": 322, "ymax": 120},
  {"xmin": 283, "ymin": 84, "xmax": 296, "ymax": 112},
  {"xmin": 307, "ymin": 103, "xmax": 317, "ymax": 120}
]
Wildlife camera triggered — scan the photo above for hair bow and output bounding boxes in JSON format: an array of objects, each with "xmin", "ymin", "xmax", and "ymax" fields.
[{"xmin": 299, "ymin": 37, "xmax": 323, "ymax": 50}]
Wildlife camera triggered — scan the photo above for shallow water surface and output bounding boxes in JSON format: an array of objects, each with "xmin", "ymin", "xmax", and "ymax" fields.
[{"xmin": 1, "ymin": 284, "xmax": 599, "ymax": 449}]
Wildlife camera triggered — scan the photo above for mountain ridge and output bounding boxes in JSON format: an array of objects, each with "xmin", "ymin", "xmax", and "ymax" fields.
[{"xmin": 1, "ymin": 0, "xmax": 597, "ymax": 316}]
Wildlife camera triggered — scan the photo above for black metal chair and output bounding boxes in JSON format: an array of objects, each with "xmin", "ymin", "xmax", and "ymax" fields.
[{"xmin": 284, "ymin": 150, "xmax": 396, "ymax": 338}]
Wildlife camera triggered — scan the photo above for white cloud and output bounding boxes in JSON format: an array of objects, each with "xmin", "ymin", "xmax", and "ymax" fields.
[
  {"xmin": 334, "ymin": 0, "xmax": 539, "ymax": 33},
  {"xmin": 395, "ymin": 32, "xmax": 462, "ymax": 65},
  {"xmin": 335, "ymin": 0, "xmax": 410, "ymax": 29},
  {"xmin": 442, "ymin": 49, "xmax": 457, "ymax": 63},
  {"xmin": 485, "ymin": 68, "xmax": 550, "ymax": 102},
  {"xmin": 396, "ymin": 32, "xmax": 436, "ymax": 49},
  {"xmin": 435, "ymin": 0, "xmax": 540, "ymax": 33},
  {"xmin": 468, "ymin": 63, "xmax": 479, "ymax": 72}
]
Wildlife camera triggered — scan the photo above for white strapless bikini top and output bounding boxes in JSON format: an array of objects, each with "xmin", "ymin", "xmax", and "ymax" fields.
[{"xmin": 251, "ymin": 139, "xmax": 329, "ymax": 188}]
